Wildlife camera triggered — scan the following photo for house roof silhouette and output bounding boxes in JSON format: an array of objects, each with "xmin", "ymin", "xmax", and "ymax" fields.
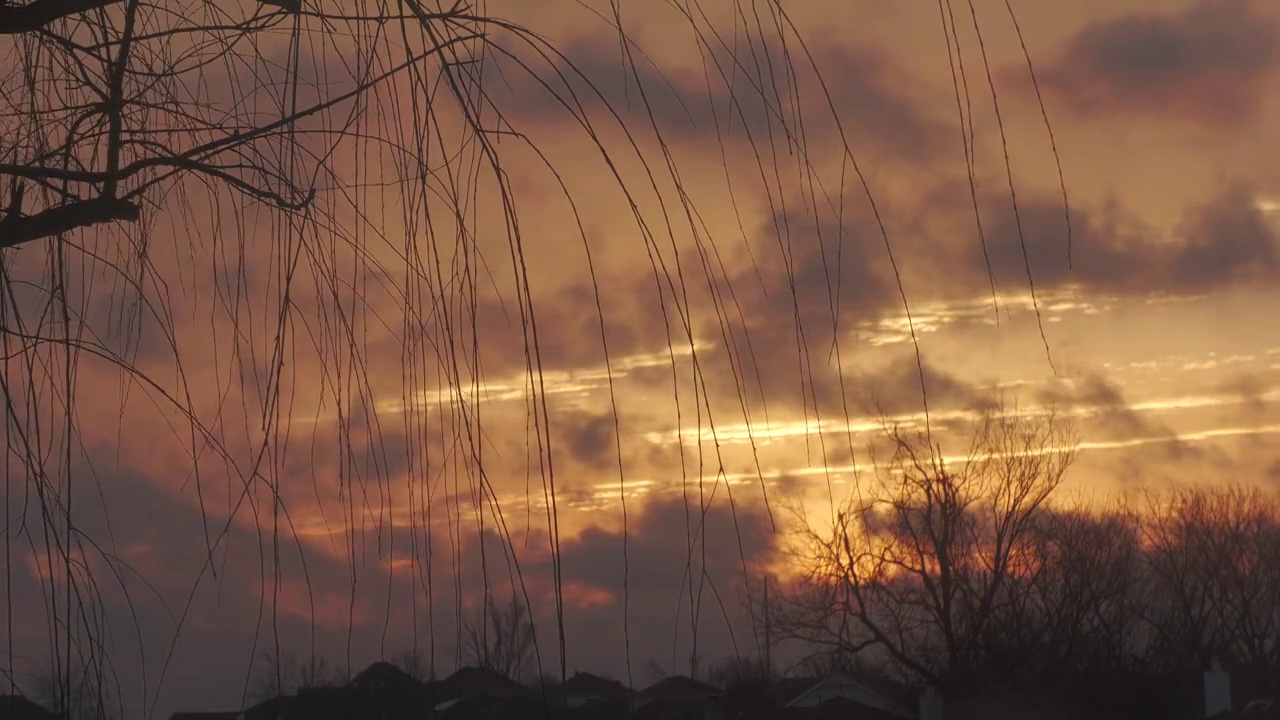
[
  {"xmin": 562, "ymin": 671, "xmax": 631, "ymax": 698},
  {"xmin": 639, "ymin": 675, "xmax": 718, "ymax": 699},
  {"xmin": 0, "ymin": 697, "xmax": 58, "ymax": 720}
]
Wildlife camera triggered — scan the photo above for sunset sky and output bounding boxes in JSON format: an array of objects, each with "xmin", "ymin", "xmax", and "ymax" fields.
[{"xmin": 3, "ymin": 0, "xmax": 1279, "ymax": 717}]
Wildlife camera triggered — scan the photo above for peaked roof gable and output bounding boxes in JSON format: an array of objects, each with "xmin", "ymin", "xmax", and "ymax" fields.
[
  {"xmin": 640, "ymin": 675, "xmax": 719, "ymax": 698},
  {"xmin": 784, "ymin": 672, "xmax": 909, "ymax": 716},
  {"xmin": 562, "ymin": 671, "xmax": 632, "ymax": 697},
  {"xmin": 0, "ymin": 697, "xmax": 58, "ymax": 720}
]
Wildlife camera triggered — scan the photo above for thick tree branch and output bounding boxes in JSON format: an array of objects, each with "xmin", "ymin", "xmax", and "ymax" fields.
[
  {"xmin": 0, "ymin": 0, "xmax": 306, "ymax": 34},
  {"xmin": 0, "ymin": 0, "xmax": 123, "ymax": 34},
  {"xmin": 0, "ymin": 197, "xmax": 140, "ymax": 249}
]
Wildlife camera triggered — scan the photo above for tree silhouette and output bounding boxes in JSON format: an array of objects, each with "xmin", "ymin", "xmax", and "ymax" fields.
[
  {"xmin": 462, "ymin": 592, "xmax": 536, "ymax": 682},
  {"xmin": 778, "ymin": 401, "xmax": 1076, "ymax": 693},
  {"xmin": 247, "ymin": 649, "xmax": 341, "ymax": 703},
  {"xmin": 29, "ymin": 655, "xmax": 120, "ymax": 720}
]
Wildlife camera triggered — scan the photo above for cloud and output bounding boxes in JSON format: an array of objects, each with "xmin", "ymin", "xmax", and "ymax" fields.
[
  {"xmin": 949, "ymin": 183, "xmax": 1278, "ymax": 300},
  {"xmin": 10, "ymin": 447, "xmax": 738, "ymax": 715},
  {"xmin": 486, "ymin": 30, "xmax": 948, "ymax": 161},
  {"xmin": 436, "ymin": 493, "xmax": 778, "ymax": 681},
  {"xmin": 3, "ymin": 456, "xmax": 385, "ymax": 717},
  {"xmin": 1169, "ymin": 184, "xmax": 1279, "ymax": 290},
  {"xmin": 1034, "ymin": 0, "xmax": 1279, "ymax": 126},
  {"xmin": 683, "ymin": 179, "xmax": 1275, "ymax": 415},
  {"xmin": 1037, "ymin": 375, "xmax": 1162, "ymax": 441},
  {"xmin": 1214, "ymin": 372, "xmax": 1275, "ymax": 414},
  {"xmin": 852, "ymin": 356, "xmax": 986, "ymax": 418},
  {"xmin": 558, "ymin": 410, "xmax": 618, "ymax": 470},
  {"xmin": 552, "ymin": 494, "xmax": 777, "ymax": 676},
  {"xmin": 1035, "ymin": 375, "xmax": 1202, "ymax": 474},
  {"xmin": 558, "ymin": 494, "xmax": 777, "ymax": 597},
  {"xmin": 691, "ymin": 195, "xmax": 902, "ymax": 414}
]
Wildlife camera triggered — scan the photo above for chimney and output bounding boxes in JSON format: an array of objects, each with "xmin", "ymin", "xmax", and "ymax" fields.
[
  {"xmin": 919, "ymin": 685, "xmax": 943, "ymax": 720},
  {"xmin": 1204, "ymin": 656, "xmax": 1231, "ymax": 718}
]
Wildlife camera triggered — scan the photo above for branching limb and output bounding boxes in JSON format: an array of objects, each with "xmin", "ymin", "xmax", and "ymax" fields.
[
  {"xmin": 0, "ymin": 195, "xmax": 140, "ymax": 249},
  {"xmin": 0, "ymin": 0, "xmax": 123, "ymax": 34}
]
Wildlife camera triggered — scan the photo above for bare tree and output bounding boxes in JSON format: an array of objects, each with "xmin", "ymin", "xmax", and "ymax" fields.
[
  {"xmin": 393, "ymin": 647, "xmax": 432, "ymax": 683},
  {"xmin": 706, "ymin": 654, "xmax": 773, "ymax": 704},
  {"xmin": 462, "ymin": 592, "xmax": 536, "ymax": 682},
  {"xmin": 641, "ymin": 659, "xmax": 669, "ymax": 686},
  {"xmin": 248, "ymin": 649, "xmax": 340, "ymax": 703},
  {"xmin": 29, "ymin": 657, "xmax": 120, "ymax": 720},
  {"xmin": 778, "ymin": 402, "xmax": 1076, "ymax": 693},
  {"xmin": 782, "ymin": 451, "xmax": 1280, "ymax": 712},
  {"xmin": 0, "ymin": 1, "xmax": 483, "ymax": 250},
  {"xmin": 988, "ymin": 506, "xmax": 1145, "ymax": 680},
  {"xmin": 1140, "ymin": 486, "xmax": 1280, "ymax": 695}
]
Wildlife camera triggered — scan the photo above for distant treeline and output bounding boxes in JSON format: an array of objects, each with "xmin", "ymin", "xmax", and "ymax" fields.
[{"xmin": 773, "ymin": 407, "xmax": 1280, "ymax": 715}]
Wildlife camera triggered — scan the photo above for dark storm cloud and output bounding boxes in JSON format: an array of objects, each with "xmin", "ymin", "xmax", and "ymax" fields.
[
  {"xmin": 452, "ymin": 496, "xmax": 778, "ymax": 680},
  {"xmin": 960, "ymin": 183, "xmax": 1278, "ymax": 298},
  {"xmin": 963, "ymin": 195, "xmax": 1144, "ymax": 294},
  {"xmin": 450, "ymin": 493, "xmax": 777, "ymax": 615},
  {"xmin": 695, "ymin": 198, "xmax": 901, "ymax": 414},
  {"xmin": 470, "ymin": 274, "xmax": 678, "ymax": 378},
  {"xmin": 813, "ymin": 44, "xmax": 951, "ymax": 160},
  {"xmin": 558, "ymin": 410, "xmax": 617, "ymax": 470},
  {"xmin": 560, "ymin": 495, "xmax": 776, "ymax": 669},
  {"xmin": 449, "ymin": 176, "xmax": 1272, "ymax": 424},
  {"xmin": 1169, "ymin": 184, "xmax": 1279, "ymax": 290},
  {"xmin": 854, "ymin": 356, "xmax": 985, "ymax": 418},
  {"xmin": 1035, "ymin": 0, "xmax": 1278, "ymax": 126},
  {"xmin": 4, "ymin": 456, "xmax": 392, "ymax": 717},
  {"xmin": 488, "ymin": 31, "xmax": 948, "ymax": 160},
  {"xmin": 18, "ymin": 447, "xmax": 661, "ymax": 714},
  {"xmin": 286, "ymin": 400, "xmax": 420, "ymax": 485},
  {"xmin": 557, "ymin": 494, "xmax": 777, "ymax": 596}
]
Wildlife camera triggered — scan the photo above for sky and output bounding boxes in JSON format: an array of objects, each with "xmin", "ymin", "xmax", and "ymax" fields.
[{"xmin": 2, "ymin": 0, "xmax": 1279, "ymax": 717}]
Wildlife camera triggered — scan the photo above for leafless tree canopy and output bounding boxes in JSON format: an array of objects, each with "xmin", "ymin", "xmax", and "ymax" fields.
[
  {"xmin": 1141, "ymin": 487, "xmax": 1280, "ymax": 685},
  {"xmin": 777, "ymin": 406, "xmax": 1280, "ymax": 708},
  {"xmin": 28, "ymin": 656, "xmax": 121, "ymax": 720},
  {"xmin": 989, "ymin": 505, "xmax": 1146, "ymax": 680},
  {"xmin": 780, "ymin": 402, "xmax": 1076, "ymax": 690},
  {"xmin": 393, "ymin": 647, "xmax": 432, "ymax": 683},
  {"xmin": 0, "ymin": 0, "xmax": 480, "ymax": 249},
  {"xmin": 462, "ymin": 592, "xmax": 536, "ymax": 683},
  {"xmin": 247, "ymin": 649, "xmax": 342, "ymax": 704}
]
